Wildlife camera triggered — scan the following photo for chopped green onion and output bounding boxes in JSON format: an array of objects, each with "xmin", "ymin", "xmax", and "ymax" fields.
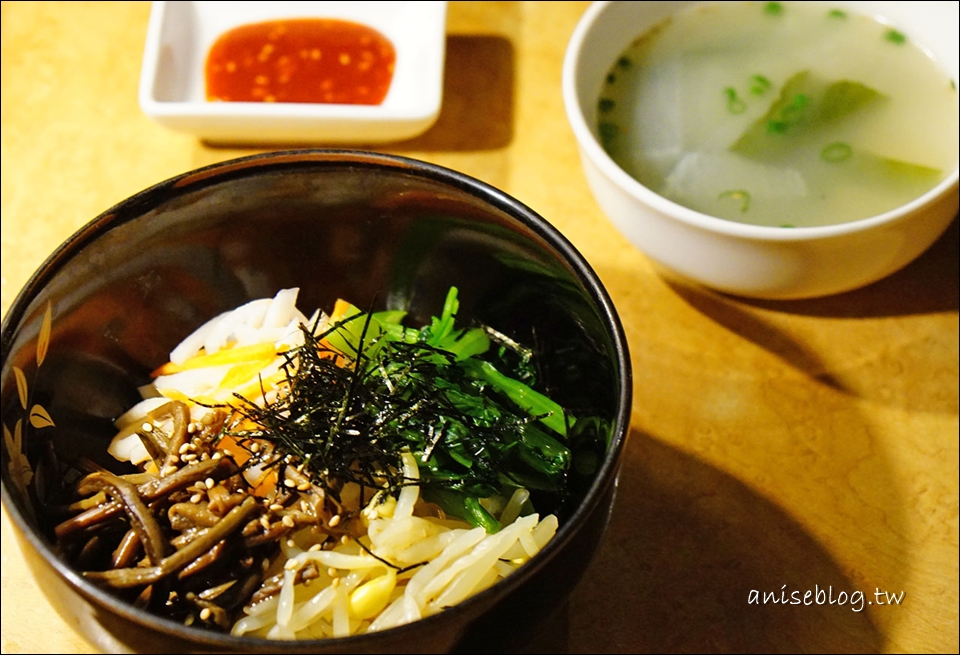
[
  {"xmin": 750, "ymin": 74, "xmax": 772, "ymax": 95},
  {"xmin": 598, "ymin": 121, "xmax": 619, "ymax": 147},
  {"xmin": 827, "ymin": 9, "xmax": 847, "ymax": 19},
  {"xmin": 724, "ymin": 87, "xmax": 747, "ymax": 114},
  {"xmin": 767, "ymin": 93, "xmax": 808, "ymax": 133},
  {"xmin": 718, "ymin": 189, "xmax": 751, "ymax": 212},
  {"xmin": 764, "ymin": 2, "xmax": 784, "ymax": 16},
  {"xmin": 821, "ymin": 142, "xmax": 853, "ymax": 162},
  {"xmin": 884, "ymin": 29, "xmax": 906, "ymax": 44}
]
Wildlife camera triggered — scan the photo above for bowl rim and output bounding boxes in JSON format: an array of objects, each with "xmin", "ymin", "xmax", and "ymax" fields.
[
  {"xmin": 561, "ymin": 0, "xmax": 960, "ymax": 243},
  {"xmin": 1, "ymin": 148, "xmax": 633, "ymax": 651}
]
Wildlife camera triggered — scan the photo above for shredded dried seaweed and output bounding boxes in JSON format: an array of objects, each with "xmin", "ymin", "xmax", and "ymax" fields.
[{"xmin": 221, "ymin": 288, "xmax": 581, "ymax": 528}]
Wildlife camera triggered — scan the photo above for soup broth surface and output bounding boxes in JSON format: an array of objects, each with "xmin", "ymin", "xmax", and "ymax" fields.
[{"xmin": 597, "ymin": 1, "xmax": 959, "ymax": 227}]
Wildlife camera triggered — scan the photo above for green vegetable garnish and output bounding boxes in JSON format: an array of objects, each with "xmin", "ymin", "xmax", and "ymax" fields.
[
  {"xmin": 750, "ymin": 74, "xmax": 772, "ymax": 95},
  {"xmin": 827, "ymin": 9, "xmax": 847, "ymax": 19},
  {"xmin": 718, "ymin": 189, "xmax": 751, "ymax": 212},
  {"xmin": 821, "ymin": 142, "xmax": 853, "ymax": 162},
  {"xmin": 732, "ymin": 71, "xmax": 886, "ymax": 157},
  {"xmin": 764, "ymin": 2, "xmax": 784, "ymax": 16},
  {"xmin": 884, "ymin": 29, "xmax": 906, "ymax": 44},
  {"xmin": 724, "ymin": 87, "xmax": 748, "ymax": 114},
  {"xmin": 221, "ymin": 287, "xmax": 605, "ymax": 533},
  {"xmin": 767, "ymin": 93, "xmax": 808, "ymax": 133},
  {"xmin": 598, "ymin": 121, "xmax": 619, "ymax": 147}
]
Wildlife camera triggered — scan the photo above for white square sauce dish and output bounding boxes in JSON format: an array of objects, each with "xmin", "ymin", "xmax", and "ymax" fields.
[{"xmin": 139, "ymin": 1, "xmax": 447, "ymax": 145}]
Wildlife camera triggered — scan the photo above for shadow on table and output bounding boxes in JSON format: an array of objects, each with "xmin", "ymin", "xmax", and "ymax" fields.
[
  {"xmin": 395, "ymin": 35, "xmax": 516, "ymax": 152},
  {"xmin": 692, "ymin": 213, "xmax": 959, "ymax": 319},
  {"xmin": 538, "ymin": 429, "xmax": 886, "ymax": 654},
  {"xmin": 197, "ymin": 34, "xmax": 516, "ymax": 155},
  {"xmin": 664, "ymin": 214, "xmax": 959, "ymax": 415}
]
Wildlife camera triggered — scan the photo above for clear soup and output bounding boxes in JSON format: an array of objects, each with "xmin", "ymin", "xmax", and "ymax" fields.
[{"xmin": 597, "ymin": 1, "xmax": 959, "ymax": 227}]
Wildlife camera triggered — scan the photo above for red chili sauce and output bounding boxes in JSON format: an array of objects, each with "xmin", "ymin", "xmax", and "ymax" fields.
[{"xmin": 205, "ymin": 18, "xmax": 396, "ymax": 105}]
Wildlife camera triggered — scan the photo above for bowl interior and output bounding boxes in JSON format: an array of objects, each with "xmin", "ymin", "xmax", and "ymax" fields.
[{"xmin": 1, "ymin": 150, "xmax": 630, "ymax": 652}]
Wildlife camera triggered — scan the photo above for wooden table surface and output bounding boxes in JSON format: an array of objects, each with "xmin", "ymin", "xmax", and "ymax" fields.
[{"xmin": 2, "ymin": 2, "xmax": 957, "ymax": 653}]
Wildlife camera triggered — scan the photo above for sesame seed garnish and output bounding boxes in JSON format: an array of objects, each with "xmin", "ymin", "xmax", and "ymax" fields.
[
  {"xmin": 281, "ymin": 515, "xmax": 295, "ymax": 528},
  {"xmin": 204, "ymin": 477, "xmax": 215, "ymax": 490},
  {"xmin": 328, "ymin": 514, "xmax": 341, "ymax": 527},
  {"xmin": 141, "ymin": 422, "xmax": 154, "ymax": 432},
  {"xmin": 199, "ymin": 608, "xmax": 212, "ymax": 621}
]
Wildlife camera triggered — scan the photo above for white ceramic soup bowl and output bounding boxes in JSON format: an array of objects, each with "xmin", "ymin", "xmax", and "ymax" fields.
[{"xmin": 563, "ymin": 1, "xmax": 959, "ymax": 300}]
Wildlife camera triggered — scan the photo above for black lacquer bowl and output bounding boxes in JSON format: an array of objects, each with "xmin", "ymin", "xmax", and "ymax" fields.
[{"xmin": 1, "ymin": 150, "xmax": 631, "ymax": 653}]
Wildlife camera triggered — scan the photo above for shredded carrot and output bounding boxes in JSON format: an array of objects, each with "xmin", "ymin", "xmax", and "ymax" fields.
[
  {"xmin": 154, "ymin": 389, "xmax": 194, "ymax": 404},
  {"xmin": 230, "ymin": 368, "xmax": 288, "ymax": 404},
  {"xmin": 217, "ymin": 434, "xmax": 251, "ymax": 465},
  {"xmin": 252, "ymin": 469, "xmax": 279, "ymax": 497},
  {"xmin": 219, "ymin": 356, "xmax": 281, "ymax": 391},
  {"xmin": 152, "ymin": 342, "xmax": 287, "ymax": 377},
  {"xmin": 216, "ymin": 434, "xmax": 279, "ymax": 497},
  {"xmin": 329, "ymin": 298, "xmax": 354, "ymax": 324}
]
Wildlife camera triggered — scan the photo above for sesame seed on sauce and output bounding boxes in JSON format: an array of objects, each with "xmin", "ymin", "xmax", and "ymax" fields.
[{"xmin": 205, "ymin": 18, "xmax": 395, "ymax": 105}]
